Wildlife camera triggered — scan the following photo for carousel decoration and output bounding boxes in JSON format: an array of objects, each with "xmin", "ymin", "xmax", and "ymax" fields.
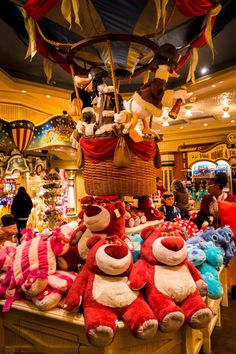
[{"xmin": 8, "ymin": 120, "xmax": 35, "ymax": 154}]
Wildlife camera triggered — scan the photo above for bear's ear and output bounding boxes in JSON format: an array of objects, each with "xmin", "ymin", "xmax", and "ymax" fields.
[
  {"xmin": 80, "ymin": 196, "xmax": 94, "ymax": 205},
  {"xmin": 86, "ymin": 235, "xmax": 102, "ymax": 249},
  {"xmin": 141, "ymin": 226, "xmax": 156, "ymax": 240},
  {"xmin": 114, "ymin": 201, "xmax": 126, "ymax": 217}
]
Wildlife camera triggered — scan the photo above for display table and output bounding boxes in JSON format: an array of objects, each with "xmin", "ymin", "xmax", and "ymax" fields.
[{"xmin": 0, "ymin": 266, "xmax": 228, "ymax": 354}]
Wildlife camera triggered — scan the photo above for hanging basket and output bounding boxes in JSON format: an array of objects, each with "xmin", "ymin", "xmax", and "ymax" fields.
[{"xmin": 80, "ymin": 136, "xmax": 159, "ymax": 196}]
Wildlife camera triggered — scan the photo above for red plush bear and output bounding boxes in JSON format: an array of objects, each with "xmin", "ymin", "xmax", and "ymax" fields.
[
  {"xmin": 69, "ymin": 196, "xmax": 127, "ymax": 262},
  {"xmin": 138, "ymin": 196, "xmax": 164, "ymax": 221},
  {"xmin": 63, "ymin": 235, "xmax": 158, "ymax": 347},
  {"xmin": 129, "ymin": 226, "xmax": 212, "ymax": 332},
  {"xmin": 218, "ymin": 200, "xmax": 236, "ymax": 239}
]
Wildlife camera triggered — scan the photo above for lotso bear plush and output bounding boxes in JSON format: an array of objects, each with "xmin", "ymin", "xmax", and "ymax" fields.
[
  {"xmin": 138, "ymin": 195, "xmax": 164, "ymax": 221},
  {"xmin": 63, "ymin": 235, "xmax": 158, "ymax": 347},
  {"xmin": 67, "ymin": 196, "xmax": 127, "ymax": 263},
  {"xmin": 129, "ymin": 226, "xmax": 212, "ymax": 332}
]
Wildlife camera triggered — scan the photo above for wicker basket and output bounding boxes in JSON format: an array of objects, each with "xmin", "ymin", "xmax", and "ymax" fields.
[{"xmin": 83, "ymin": 151, "xmax": 158, "ymax": 196}]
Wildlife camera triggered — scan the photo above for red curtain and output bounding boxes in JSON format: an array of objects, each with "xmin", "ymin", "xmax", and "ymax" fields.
[
  {"xmin": 23, "ymin": 0, "xmax": 58, "ymax": 21},
  {"xmin": 80, "ymin": 137, "xmax": 157, "ymax": 164},
  {"xmin": 176, "ymin": 0, "xmax": 216, "ymax": 17}
]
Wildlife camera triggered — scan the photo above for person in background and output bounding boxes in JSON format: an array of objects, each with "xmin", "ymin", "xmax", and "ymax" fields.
[
  {"xmin": 200, "ymin": 172, "xmax": 236, "ymax": 299},
  {"xmin": 0, "ymin": 199, "xmax": 10, "ymax": 223},
  {"xmin": 200, "ymin": 172, "xmax": 236, "ymax": 228},
  {"xmin": 0, "ymin": 213, "xmax": 18, "ymax": 248},
  {"xmin": 171, "ymin": 179, "xmax": 190, "ymax": 219},
  {"xmin": 156, "ymin": 177, "xmax": 166, "ymax": 197},
  {"xmin": 11, "ymin": 186, "xmax": 33, "ymax": 243},
  {"xmin": 158, "ymin": 192, "xmax": 181, "ymax": 222}
]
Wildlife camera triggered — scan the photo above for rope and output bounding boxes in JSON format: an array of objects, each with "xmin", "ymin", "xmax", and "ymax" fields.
[
  {"xmin": 106, "ymin": 40, "xmax": 120, "ymax": 114},
  {"xmin": 70, "ymin": 64, "xmax": 83, "ymax": 120},
  {"xmin": 36, "ymin": 22, "xmax": 74, "ymax": 48}
]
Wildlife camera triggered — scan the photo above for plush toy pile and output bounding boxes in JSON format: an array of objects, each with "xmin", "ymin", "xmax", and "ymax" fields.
[{"xmin": 0, "ymin": 197, "xmax": 216, "ymax": 348}]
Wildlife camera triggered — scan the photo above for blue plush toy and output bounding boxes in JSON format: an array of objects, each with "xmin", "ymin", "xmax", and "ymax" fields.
[
  {"xmin": 217, "ymin": 226, "xmax": 236, "ymax": 264},
  {"xmin": 126, "ymin": 233, "xmax": 143, "ymax": 263},
  {"xmin": 187, "ymin": 241, "xmax": 223, "ymax": 299},
  {"xmin": 186, "ymin": 227, "xmax": 234, "ymax": 265}
]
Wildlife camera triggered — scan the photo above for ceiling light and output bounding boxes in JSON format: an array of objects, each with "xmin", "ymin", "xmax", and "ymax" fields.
[
  {"xmin": 230, "ymin": 120, "xmax": 235, "ymax": 123},
  {"xmin": 222, "ymin": 111, "xmax": 230, "ymax": 118},
  {"xmin": 212, "ymin": 84, "xmax": 216, "ymax": 88},
  {"xmin": 180, "ymin": 126, "xmax": 184, "ymax": 129},
  {"xmin": 162, "ymin": 120, "xmax": 169, "ymax": 127},
  {"xmin": 46, "ymin": 95, "xmax": 51, "ymax": 98},
  {"xmin": 21, "ymin": 90, "xmax": 27, "ymax": 93},
  {"xmin": 222, "ymin": 106, "xmax": 230, "ymax": 118},
  {"xmin": 185, "ymin": 110, "xmax": 192, "ymax": 118},
  {"xmin": 200, "ymin": 67, "xmax": 208, "ymax": 75},
  {"xmin": 203, "ymin": 123, "xmax": 208, "ymax": 126}
]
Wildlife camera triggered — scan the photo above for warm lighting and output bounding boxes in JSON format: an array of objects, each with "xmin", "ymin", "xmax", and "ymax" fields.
[
  {"xmin": 230, "ymin": 120, "xmax": 235, "ymax": 123},
  {"xmin": 222, "ymin": 111, "xmax": 230, "ymax": 118},
  {"xmin": 200, "ymin": 67, "xmax": 208, "ymax": 75},
  {"xmin": 21, "ymin": 90, "xmax": 27, "ymax": 93},
  {"xmin": 46, "ymin": 95, "xmax": 51, "ymax": 98},
  {"xmin": 212, "ymin": 84, "xmax": 216, "ymax": 88},
  {"xmin": 184, "ymin": 105, "xmax": 192, "ymax": 117},
  {"xmin": 162, "ymin": 120, "xmax": 170, "ymax": 127},
  {"xmin": 222, "ymin": 106, "xmax": 230, "ymax": 118},
  {"xmin": 203, "ymin": 123, "xmax": 208, "ymax": 126},
  {"xmin": 180, "ymin": 126, "xmax": 184, "ymax": 129}
]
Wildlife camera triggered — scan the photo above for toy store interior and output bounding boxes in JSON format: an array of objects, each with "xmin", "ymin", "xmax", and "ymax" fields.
[{"xmin": 0, "ymin": 1, "xmax": 236, "ymax": 354}]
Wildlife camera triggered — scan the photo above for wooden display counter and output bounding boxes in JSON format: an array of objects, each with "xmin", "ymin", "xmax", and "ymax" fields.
[{"xmin": 0, "ymin": 264, "xmax": 228, "ymax": 354}]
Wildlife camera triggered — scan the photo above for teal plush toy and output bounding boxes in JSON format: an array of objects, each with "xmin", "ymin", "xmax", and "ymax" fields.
[
  {"xmin": 126, "ymin": 234, "xmax": 143, "ymax": 263},
  {"xmin": 195, "ymin": 241, "xmax": 224, "ymax": 299},
  {"xmin": 187, "ymin": 242, "xmax": 223, "ymax": 299}
]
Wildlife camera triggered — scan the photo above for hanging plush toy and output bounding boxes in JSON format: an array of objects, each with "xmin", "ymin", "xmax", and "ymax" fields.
[
  {"xmin": 129, "ymin": 226, "xmax": 212, "ymax": 332},
  {"xmin": 63, "ymin": 235, "xmax": 158, "ymax": 347},
  {"xmin": 123, "ymin": 43, "xmax": 187, "ymax": 142}
]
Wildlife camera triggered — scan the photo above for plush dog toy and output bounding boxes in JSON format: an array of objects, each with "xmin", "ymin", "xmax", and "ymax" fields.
[
  {"xmin": 63, "ymin": 235, "xmax": 158, "ymax": 347},
  {"xmin": 129, "ymin": 226, "xmax": 212, "ymax": 332}
]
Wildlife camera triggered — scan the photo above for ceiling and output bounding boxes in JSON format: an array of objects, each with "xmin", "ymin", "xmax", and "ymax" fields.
[{"xmin": 0, "ymin": 0, "xmax": 236, "ymax": 159}]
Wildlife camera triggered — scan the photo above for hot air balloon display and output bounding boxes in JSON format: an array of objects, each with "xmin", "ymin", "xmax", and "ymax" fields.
[{"xmin": 8, "ymin": 120, "xmax": 35, "ymax": 153}]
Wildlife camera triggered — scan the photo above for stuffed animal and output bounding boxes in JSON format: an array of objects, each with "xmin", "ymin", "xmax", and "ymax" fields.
[
  {"xmin": 63, "ymin": 235, "xmax": 158, "ymax": 347},
  {"xmin": 129, "ymin": 226, "xmax": 212, "ymax": 332},
  {"xmin": 138, "ymin": 196, "xmax": 164, "ymax": 221},
  {"xmin": 1, "ymin": 224, "xmax": 75, "ymax": 312},
  {"xmin": 126, "ymin": 234, "xmax": 143, "ymax": 263},
  {"xmin": 173, "ymin": 218, "xmax": 199, "ymax": 238},
  {"xmin": 187, "ymin": 242, "xmax": 223, "ymax": 299},
  {"xmin": 123, "ymin": 44, "xmax": 185, "ymax": 142},
  {"xmin": 69, "ymin": 196, "xmax": 127, "ymax": 262},
  {"xmin": 186, "ymin": 227, "xmax": 234, "ymax": 264},
  {"xmin": 195, "ymin": 241, "xmax": 223, "ymax": 299}
]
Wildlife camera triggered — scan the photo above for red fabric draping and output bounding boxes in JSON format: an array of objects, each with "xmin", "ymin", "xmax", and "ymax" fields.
[
  {"xmin": 23, "ymin": 0, "xmax": 58, "ymax": 21},
  {"xmin": 176, "ymin": 0, "xmax": 216, "ymax": 17},
  {"xmin": 176, "ymin": 16, "xmax": 217, "ymax": 72},
  {"xmin": 80, "ymin": 137, "xmax": 157, "ymax": 164}
]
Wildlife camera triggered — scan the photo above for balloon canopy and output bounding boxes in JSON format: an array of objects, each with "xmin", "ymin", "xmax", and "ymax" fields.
[{"xmin": 1, "ymin": 0, "xmax": 235, "ymax": 87}]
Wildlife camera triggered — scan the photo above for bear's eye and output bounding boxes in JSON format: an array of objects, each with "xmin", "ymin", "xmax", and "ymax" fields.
[
  {"xmin": 170, "ymin": 232, "xmax": 175, "ymax": 236},
  {"xmin": 162, "ymin": 232, "xmax": 168, "ymax": 237}
]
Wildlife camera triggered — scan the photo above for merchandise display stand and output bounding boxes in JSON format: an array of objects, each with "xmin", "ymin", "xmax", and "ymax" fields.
[{"xmin": 0, "ymin": 267, "xmax": 228, "ymax": 354}]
